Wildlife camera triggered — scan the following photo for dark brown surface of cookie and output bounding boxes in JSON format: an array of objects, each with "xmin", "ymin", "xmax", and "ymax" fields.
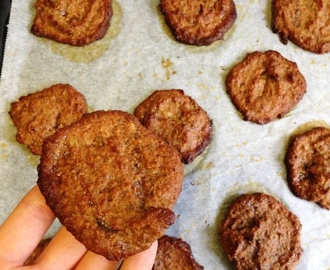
[
  {"xmin": 226, "ymin": 50, "xmax": 306, "ymax": 125},
  {"xmin": 9, "ymin": 83, "xmax": 88, "ymax": 155},
  {"xmin": 134, "ymin": 89, "xmax": 212, "ymax": 164},
  {"xmin": 160, "ymin": 0, "xmax": 237, "ymax": 46},
  {"xmin": 153, "ymin": 235, "xmax": 203, "ymax": 270},
  {"xmin": 272, "ymin": 0, "xmax": 330, "ymax": 54},
  {"xmin": 219, "ymin": 193, "xmax": 302, "ymax": 270},
  {"xmin": 285, "ymin": 127, "xmax": 330, "ymax": 209},
  {"xmin": 37, "ymin": 110, "xmax": 184, "ymax": 261},
  {"xmin": 31, "ymin": 0, "xmax": 112, "ymax": 46},
  {"xmin": 24, "ymin": 238, "xmax": 51, "ymax": 266}
]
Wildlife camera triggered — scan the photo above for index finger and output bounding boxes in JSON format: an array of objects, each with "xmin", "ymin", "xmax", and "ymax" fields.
[
  {"xmin": 0, "ymin": 185, "xmax": 55, "ymax": 266},
  {"xmin": 120, "ymin": 241, "xmax": 158, "ymax": 270}
]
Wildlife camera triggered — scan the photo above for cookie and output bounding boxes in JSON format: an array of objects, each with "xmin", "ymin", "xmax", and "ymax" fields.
[
  {"xmin": 134, "ymin": 89, "xmax": 212, "ymax": 164},
  {"xmin": 159, "ymin": 0, "xmax": 237, "ymax": 46},
  {"xmin": 31, "ymin": 0, "xmax": 112, "ymax": 46},
  {"xmin": 9, "ymin": 84, "xmax": 88, "ymax": 155},
  {"xmin": 24, "ymin": 238, "xmax": 51, "ymax": 266},
  {"xmin": 153, "ymin": 235, "xmax": 203, "ymax": 270},
  {"xmin": 285, "ymin": 127, "xmax": 330, "ymax": 209},
  {"xmin": 37, "ymin": 110, "xmax": 184, "ymax": 261},
  {"xmin": 225, "ymin": 50, "xmax": 306, "ymax": 124},
  {"xmin": 219, "ymin": 193, "xmax": 302, "ymax": 270},
  {"xmin": 272, "ymin": 0, "xmax": 330, "ymax": 54}
]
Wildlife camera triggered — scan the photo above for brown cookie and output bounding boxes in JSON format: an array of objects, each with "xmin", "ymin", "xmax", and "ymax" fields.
[
  {"xmin": 160, "ymin": 0, "xmax": 237, "ymax": 46},
  {"xmin": 31, "ymin": 0, "xmax": 112, "ymax": 46},
  {"xmin": 272, "ymin": 0, "xmax": 330, "ymax": 54},
  {"xmin": 134, "ymin": 89, "xmax": 212, "ymax": 164},
  {"xmin": 225, "ymin": 50, "xmax": 306, "ymax": 124},
  {"xmin": 153, "ymin": 235, "xmax": 203, "ymax": 270},
  {"xmin": 9, "ymin": 84, "xmax": 88, "ymax": 155},
  {"xmin": 24, "ymin": 238, "xmax": 51, "ymax": 266},
  {"xmin": 37, "ymin": 110, "xmax": 184, "ymax": 261},
  {"xmin": 219, "ymin": 193, "xmax": 302, "ymax": 270},
  {"xmin": 285, "ymin": 127, "xmax": 330, "ymax": 209}
]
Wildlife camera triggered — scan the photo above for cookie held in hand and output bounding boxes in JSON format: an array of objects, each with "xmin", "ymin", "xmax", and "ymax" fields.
[{"xmin": 37, "ymin": 110, "xmax": 184, "ymax": 261}]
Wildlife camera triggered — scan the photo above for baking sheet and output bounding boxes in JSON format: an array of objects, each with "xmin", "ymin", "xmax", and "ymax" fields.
[
  {"xmin": 1, "ymin": 0, "xmax": 330, "ymax": 269},
  {"xmin": 0, "ymin": 0, "xmax": 11, "ymax": 77}
]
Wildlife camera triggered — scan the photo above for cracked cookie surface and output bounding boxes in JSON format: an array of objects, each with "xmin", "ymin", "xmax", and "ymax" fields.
[
  {"xmin": 31, "ymin": 0, "xmax": 112, "ymax": 46},
  {"xmin": 219, "ymin": 193, "xmax": 302, "ymax": 270},
  {"xmin": 160, "ymin": 0, "xmax": 236, "ymax": 45},
  {"xmin": 9, "ymin": 83, "xmax": 88, "ymax": 155},
  {"xmin": 226, "ymin": 50, "xmax": 306, "ymax": 124},
  {"xmin": 134, "ymin": 89, "xmax": 212, "ymax": 164},
  {"xmin": 37, "ymin": 110, "xmax": 184, "ymax": 261},
  {"xmin": 273, "ymin": 0, "xmax": 330, "ymax": 54},
  {"xmin": 285, "ymin": 127, "xmax": 330, "ymax": 209}
]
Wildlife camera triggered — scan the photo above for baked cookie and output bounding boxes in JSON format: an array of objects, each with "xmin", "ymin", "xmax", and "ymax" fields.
[
  {"xmin": 37, "ymin": 110, "xmax": 184, "ymax": 261},
  {"xmin": 285, "ymin": 127, "xmax": 330, "ymax": 209},
  {"xmin": 134, "ymin": 89, "xmax": 212, "ymax": 164},
  {"xmin": 153, "ymin": 235, "xmax": 203, "ymax": 270},
  {"xmin": 9, "ymin": 84, "xmax": 88, "ymax": 155},
  {"xmin": 31, "ymin": 0, "xmax": 112, "ymax": 46},
  {"xmin": 226, "ymin": 50, "xmax": 306, "ymax": 124},
  {"xmin": 272, "ymin": 0, "xmax": 330, "ymax": 54},
  {"xmin": 219, "ymin": 193, "xmax": 302, "ymax": 270},
  {"xmin": 160, "ymin": 0, "xmax": 237, "ymax": 46},
  {"xmin": 24, "ymin": 238, "xmax": 51, "ymax": 266}
]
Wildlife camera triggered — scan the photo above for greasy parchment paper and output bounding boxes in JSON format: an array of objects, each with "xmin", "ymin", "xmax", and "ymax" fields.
[{"xmin": 1, "ymin": 0, "xmax": 330, "ymax": 269}]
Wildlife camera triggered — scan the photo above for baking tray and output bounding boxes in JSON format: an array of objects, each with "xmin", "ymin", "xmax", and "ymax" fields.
[
  {"xmin": 0, "ymin": 0, "xmax": 11, "ymax": 78},
  {"xmin": 1, "ymin": 1, "xmax": 330, "ymax": 269}
]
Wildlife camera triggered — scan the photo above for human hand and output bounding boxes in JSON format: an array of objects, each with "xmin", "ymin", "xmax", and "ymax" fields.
[{"xmin": 0, "ymin": 185, "xmax": 157, "ymax": 270}]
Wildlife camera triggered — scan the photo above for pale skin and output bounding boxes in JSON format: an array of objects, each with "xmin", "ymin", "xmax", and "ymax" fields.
[{"xmin": 0, "ymin": 185, "xmax": 158, "ymax": 270}]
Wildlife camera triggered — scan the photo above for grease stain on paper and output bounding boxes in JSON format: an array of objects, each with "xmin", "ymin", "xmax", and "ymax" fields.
[{"xmin": 290, "ymin": 120, "xmax": 330, "ymax": 137}]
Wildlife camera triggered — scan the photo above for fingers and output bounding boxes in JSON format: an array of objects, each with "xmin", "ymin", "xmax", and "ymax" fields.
[
  {"xmin": 32, "ymin": 226, "xmax": 87, "ymax": 269},
  {"xmin": 120, "ymin": 241, "xmax": 158, "ymax": 270},
  {"xmin": 74, "ymin": 251, "xmax": 121, "ymax": 270},
  {"xmin": 0, "ymin": 184, "xmax": 157, "ymax": 270},
  {"xmin": 35, "ymin": 230, "xmax": 156, "ymax": 270},
  {"xmin": 74, "ymin": 241, "xmax": 158, "ymax": 270},
  {"xmin": 0, "ymin": 185, "xmax": 55, "ymax": 266}
]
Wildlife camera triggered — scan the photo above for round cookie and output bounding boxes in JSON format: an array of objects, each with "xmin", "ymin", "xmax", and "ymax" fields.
[
  {"xmin": 153, "ymin": 235, "xmax": 203, "ymax": 270},
  {"xmin": 134, "ymin": 89, "xmax": 212, "ymax": 164},
  {"xmin": 285, "ymin": 126, "xmax": 330, "ymax": 209},
  {"xmin": 37, "ymin": 110, "xmax": 184, "ymax": 261},
  {"xmin": 272, "ymin": 0, "xmax": 330, "ymax": 54},
  {"xmin": 31, "ymin": 0, "xmax": 112, "ymax": 46},
  {"xmin": 9, "ymin": 84, "xmax": 88, "ymax": 155},
  {"xmin": 159, "ymin": 0, "xmax": 237, "ymax": 46},
  {"xmin": 219, "ymin": 193, "xmax": 302, "ymax": 270},
  {"xmin": 225, "ymin": 50, "xmax": 306, "ymax": 124}
]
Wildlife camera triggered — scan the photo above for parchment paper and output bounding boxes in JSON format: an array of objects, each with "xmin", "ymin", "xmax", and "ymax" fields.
[{"xmin": 1, "ymin": 0, "xmax": 330, "ymax": 269}]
